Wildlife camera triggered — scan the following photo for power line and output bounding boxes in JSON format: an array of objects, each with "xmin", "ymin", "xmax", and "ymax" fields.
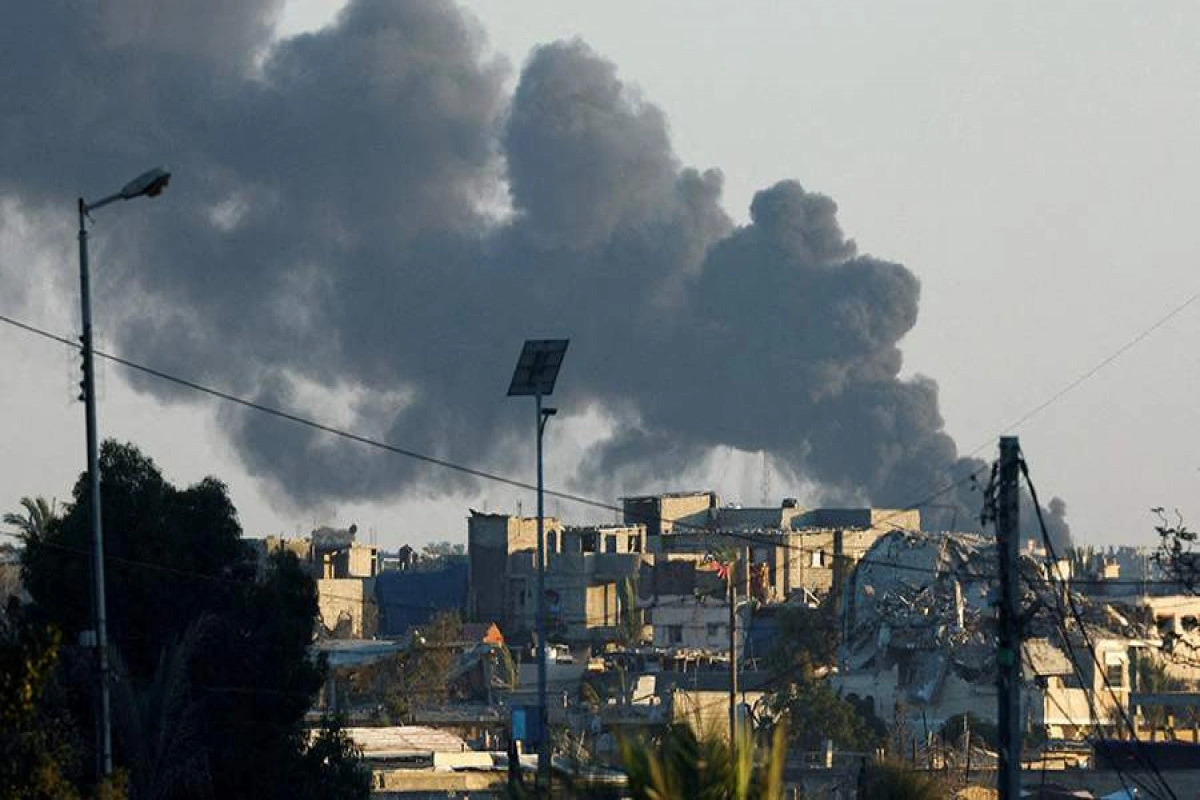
[
  {"xmin": 1021, "ymin": 450, "xmax": 1179, "ymax": 800},
  {"xmin": 1027, "ymin": 645, "xmax": 1146, "ymax": 800},
  {"xmin": 2, "ymin": 279, "xmax": 1195, "ymax": 556},
  {"xmin": 999, "ymin": 291, "xmax": 1200, "ymax": 436},
  {"xmin": 0, "ymin": 311, "xmax": 960, "ymax": 548}
]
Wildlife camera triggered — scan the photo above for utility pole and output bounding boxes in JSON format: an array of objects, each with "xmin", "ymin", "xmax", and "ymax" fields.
[
  {"xmin": 728, "ymin": 552, "xmax": 739, "ymax": 743},
  {"xmin": 996, "ymin": 436, "xmax": 1022, "ymax": 800},
  {"xmin": 75, "ymin": 167, "xmax": 171, "ymax": 779},
  {"xmin": 78, "ymin": 199, "xmax": 112, "ymax": 778}
]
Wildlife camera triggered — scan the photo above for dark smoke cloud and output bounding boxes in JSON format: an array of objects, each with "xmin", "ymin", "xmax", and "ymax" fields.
[{"xmin": 0, "ymin": 0, "xmax": 1068, "ymax": 543}]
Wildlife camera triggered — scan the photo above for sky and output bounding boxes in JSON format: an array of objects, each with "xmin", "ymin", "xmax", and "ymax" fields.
[{"xmin": 3, "ymin": 1, "xmax": 1199, "ymax": 549}]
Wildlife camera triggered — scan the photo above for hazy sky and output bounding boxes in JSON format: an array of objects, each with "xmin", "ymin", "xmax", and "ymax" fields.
[{"xmin": 3, "ymin": 1, "xmax": 1199, "ymax": 549}]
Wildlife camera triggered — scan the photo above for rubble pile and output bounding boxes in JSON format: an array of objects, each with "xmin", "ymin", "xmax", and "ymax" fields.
[
  {"xmin": 844, "ymin": 531, "xmax": 997, "ymax": 680},
  {"xmin": 841, "ymin": 530, "xmax": 1175, "ymax": 702}
]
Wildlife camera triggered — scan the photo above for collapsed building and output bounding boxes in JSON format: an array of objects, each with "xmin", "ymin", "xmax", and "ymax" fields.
[{"xmin": 834, "ymin": 529, "xmax": 1190, "ymax": 741}]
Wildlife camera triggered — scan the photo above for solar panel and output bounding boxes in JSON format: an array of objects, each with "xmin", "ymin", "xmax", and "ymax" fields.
[{"xmin": 507, "ymin": 339, "xmax": 569, "ymax": 397}]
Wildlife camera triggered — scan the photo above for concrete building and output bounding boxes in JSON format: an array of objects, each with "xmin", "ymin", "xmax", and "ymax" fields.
[
  {"xmin": 639, "ymin": 559, "xmax": 735, "ymax": 652},
  {"xmin": 321, "ymin": 543, "xmax": 378, "ymax": 579},
  {"xmin": 836, "ymin": 529, "xmax": 1154, "ymax": 740},
  {"xmin": 468, "ymin": 513, "xmax": 648, "ymax": 645},
  {"xmin": 632, "ymin": 494, "xmax": 916, "ymax": 604},
  {"xmin": 374, "ymin": 561, "xmax": 468, "ymax": 637},
  {"xmin": 317, "ymin": 576, "xmax": 377, "ymax": 638},
  {"xmin": 249, "ymin": 528, "xmax": 380, "ymax": 639},
  {"xmin": 622, "ymin": 491, "xmax": 717, "ymax": 539},
  {"xmin": 466, "ymin": 511, "xmax": 562, "ymax": 623},
  {"xmin": 507, "ymin": 548, "xmax": 644, "ymax": 645}
]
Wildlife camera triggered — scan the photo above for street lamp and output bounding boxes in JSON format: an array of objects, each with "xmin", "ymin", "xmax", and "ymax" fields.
[
  {"xmin": 77, "ymin": 166, "xmax": 170, "ymax": 777},
  {"xmin": 507, "ymin": 338, "xmax": 569, "ymax": 789}
]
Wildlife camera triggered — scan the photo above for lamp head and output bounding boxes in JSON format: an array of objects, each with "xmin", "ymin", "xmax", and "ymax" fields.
[{"xmin": 119, "ymin": 167, "xmax": 171, "ymax": 200}]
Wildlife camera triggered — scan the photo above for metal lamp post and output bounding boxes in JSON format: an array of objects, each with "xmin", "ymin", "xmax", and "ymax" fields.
[
  {"xmin": 507, "ymin": 339, "xmax": 569, "ymax": 789},
  {"xmin": 77, "ymin": 166, "xmax": 171, "ymax": 777}
]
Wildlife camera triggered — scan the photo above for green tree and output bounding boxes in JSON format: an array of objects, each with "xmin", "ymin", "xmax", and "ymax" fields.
[
  {"xmin": 0, "ymin": 599, "xmax": 83, "ymax": 799},
  {"xmin": 347, "ymin": 611, "xmax": 465, "ymax": 721},
  {"xmin": 21, "ymin": 441, "xmax": 365, "ymax": 799},
  {"xmin": 858, "ymin": 762, "xmax": 947, "ymax": 800},
  {"xmin": 110, "ymin": 617, "xmax": 212, "ymax": 800},
  {"xmin": 768, "ymin": 675, "xmax": 884, "ymax": 753},
  {"xmin": 292, "ymin": 716, "xmax": 372, "ymax": 800},
  {"xmin": 618, "ymin": 723, "xmax": 786, "ymax": 800},
  {"xmin": 767, "ymin": 597, "xmax": 839, "ymax": 672},
  {"xmin": 3, "ymin": 496, "xmax": 57, "ymax": 541}
]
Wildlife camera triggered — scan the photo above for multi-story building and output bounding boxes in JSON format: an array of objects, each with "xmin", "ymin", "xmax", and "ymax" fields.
[
  {"xmin": 249, "ymin": 527, "xmax": 380, "ymax": 638},
  {"xmin": 466, "ymin": 511, "xmax": 562, "ymax": 624},
  {"xmin": 624, "ymin": 492, "xmax": 916, "ymax": 604},
  {"xmin": 639, "ymin": 559, "xmax": 735, "ymax": 652},
  {"xmin": 485, "ymin": 519, "xmax": 648, "ymax": 645}
]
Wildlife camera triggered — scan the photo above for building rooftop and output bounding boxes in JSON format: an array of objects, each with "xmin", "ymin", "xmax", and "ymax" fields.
[{"xmin": 343, "ymin": 726, "xmax": 469, "ymax": 758}]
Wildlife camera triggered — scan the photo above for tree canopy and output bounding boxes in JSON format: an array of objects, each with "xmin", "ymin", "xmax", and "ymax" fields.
[{"xmin": 18, "ymin": 440, "xmax": 368, "ymax": 799}]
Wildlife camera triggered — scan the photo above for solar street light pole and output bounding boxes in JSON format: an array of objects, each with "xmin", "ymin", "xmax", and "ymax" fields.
[
  {"xmin": 507, "ymin": 339, "xmax": 569, "ymax": 790},
  {"xmin": 535, "ymin": 391, "xmax": 553, "ymax": 788}
]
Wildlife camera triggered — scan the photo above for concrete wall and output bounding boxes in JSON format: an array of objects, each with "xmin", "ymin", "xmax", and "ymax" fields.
[
  {"xmin": 834, "ymin": 665, "xmax": 997, "ymax": 733},
  {"xmin": 507, "ymin": 551, "xmax": 643, "ymax": 643},
  {"xmin": 325, "ymin": 544, "xmax": 377, "ymax": 579},
  {"xmin": 651, "ymin": 598, "xmax": 735, "ymax": 652},
  {"xmin": 467, "ymin": 512, "xmax": 561, "ymax": 622},
  {"xmin": 560, "ymin": 524, "xmax": 646, "ymax": 555},
  {"xmin": 317, "ymin": 577, "xmax": 377, "ymax": 638},
  {"xmin": 670, "ymin": 689, "xmax": 764, "ymax": 739},
  {"xmin": 623, "ymin": 492, "xmax": 715, "ymax": 539},
  {"xmin": 343, "ymin": 544, "xmax": 378, "ymax": 578}
]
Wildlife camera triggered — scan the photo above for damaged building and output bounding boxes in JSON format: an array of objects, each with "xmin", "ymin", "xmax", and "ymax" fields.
[
  {"xmin": 835, "ymin": 529, "xmax": 1177, "ymax": 741},
  {"xmin": 622, "ymin": 491, "xmax": 915, "ymax": 603}
]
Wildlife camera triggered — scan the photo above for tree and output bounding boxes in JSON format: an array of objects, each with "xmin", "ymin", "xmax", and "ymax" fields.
[
  {"xmin": 291, "ymin": 716, "xmax": 372, "ymax": 800},
  {"xmin": 0, "ymin": 599, "xmax": 85, "ymax": 799},
  {"xmin": 618, "ymin": 723, "xmax": 786, "ymax": 800},
  {"xmin": 110, "ymin": 617, "xmax": 212, "ymax": 800},
  {"xmin": 346, "ymin": 611, "xmax": 465, "ymax": 721},
  {"xmin": 858, "ymin": 762, "xmax": 947, "ymax": 800},
  {"xmin": 767, "ymin": 674, "xmax": 884, "ymax": 753},
  {"xmin": 421, "ymin": 541, "xmax": 465, "ymax": 558},
  {"xmin": 3, "ymin": 496, "xmax": 57, "ymax": 541},
  {"xmin": 1152, "ymin": 507, "xmax": 1200, "ymax": 590},
  {"xmin": 766, "ymin": 597, "xmax": 839, "ymax": 672},
  {"xmin": 21, "ymin": 441, "xmax": 366, "ymax": 799}
]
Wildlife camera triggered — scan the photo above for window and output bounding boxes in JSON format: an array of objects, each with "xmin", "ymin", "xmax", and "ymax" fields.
[
  {"xmin": 1105, "ymin": 663, "xmax": 1125, "ymax": 688},
  {"xmin": 547, "ymin": 530, "xmax": 558, "ymax": 553},
  {"xmin": 605, "ymin": 534, "xmax": 618, "ymax": 553},
  {"xmin": 706, "ymin": 623, "xmax": 724, "ymax": 638},
  {"xmin": 811, "ymin": 550, "xmax": 824, "ymax": 568},
  {"xmin": 667, "ymin": 625, "xmax": 683, "ymax": 645},
  {"xmin": 629, "ymin": 535, "xmax": 641, "ymax": 553}
]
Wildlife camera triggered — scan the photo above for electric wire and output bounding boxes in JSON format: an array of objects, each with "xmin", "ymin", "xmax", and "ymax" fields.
[
  {"xmin": 1018, "ymin": 571, "xmax": 1153, "ymax": 800},
  {"xmin": 0, "ymin": 310, "xmax": 982, "ymax": 582},
  {"xmin": 1021, "ymin": 451, "xmax": 1179, "ymax": 800}
]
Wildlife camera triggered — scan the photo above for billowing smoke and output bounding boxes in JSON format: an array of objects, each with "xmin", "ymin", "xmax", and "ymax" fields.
[{"xmin": 0, "ymin": 0, "xmax": 1068, "ymax": 545}]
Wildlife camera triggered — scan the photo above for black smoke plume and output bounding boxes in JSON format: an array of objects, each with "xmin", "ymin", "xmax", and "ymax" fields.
[{"xmin": 0, "ymin": 0, "xmax": 1069, "ymax": 546}]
